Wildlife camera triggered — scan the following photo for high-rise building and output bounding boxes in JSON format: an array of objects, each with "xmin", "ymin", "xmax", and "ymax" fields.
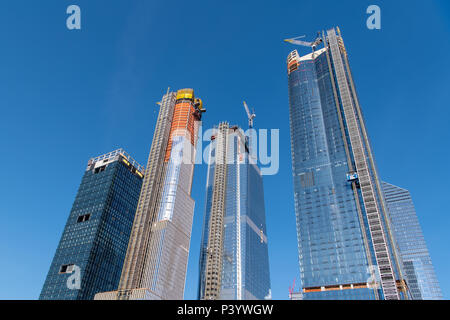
[
  {"xmin": 39, "ymin": 149, "xmax": 144, "ymax": 300},
  {"xmin": 198, "ymin": 123, "xmax": 271, "ymax": 300},
  {"xmin": 382, "ymin": 182, "xmax": 443, "ymax": 300},
  {"xmin": 286, "ymin": 27, "xmax": 407, "ymax": 300},
  {"xmin": 95, "ymin": 88, "xmax": 205, "ymax": 300}
]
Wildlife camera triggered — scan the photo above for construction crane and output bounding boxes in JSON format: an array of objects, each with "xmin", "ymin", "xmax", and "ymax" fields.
[
  {"xmin": 284, "ymin": 32, "xmax": 323, "ymax": 52},
  {"xmin": 242, "ymin": 101, "xmax": 256, "ymax": 128},
  {"xmin": 288, "ymin": 278, "xmax": 296, "ymax": 299}
]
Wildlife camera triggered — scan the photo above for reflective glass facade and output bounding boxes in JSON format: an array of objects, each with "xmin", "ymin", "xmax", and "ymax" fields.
[
  {"xmin": 40, "ymin": 150, "xmax": 143, "ymax": 300},
  {"xmin": 139, "ymin": 134, "xmax": 197, "ymax": 299},
  {"xmin": 287, "ymin": 28, "xmax": 405, "ymax": 300},
  {"xmin": 382, "ymin": 182, "xmax": 443, "ymax": 300},
  {"xmin": 198, "ymin": 126, "xmax": 271, "ymax": 300}
]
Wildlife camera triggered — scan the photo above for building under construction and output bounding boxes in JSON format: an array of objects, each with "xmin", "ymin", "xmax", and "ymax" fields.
[
  {"xmin": 40, "ymin": 149, "xmax": 144, "ymax": 300},
  {"xmin": 95, "ymin": 88, "xmax": 205, "ymax": 300},
  {"xmin": 286, "ymin": 27, "xmax": 408, "ymax": 299},
  {"xmin": 198, "ymin": 123, "xmax": 271, "ymax": 300}
]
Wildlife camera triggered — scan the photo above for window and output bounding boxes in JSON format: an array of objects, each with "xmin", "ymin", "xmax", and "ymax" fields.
[
  {"xmin": 59, "ymin": 264, "xmax": 74, "ymax": 274},
  {"xmin": 300, "ymin": 171, "xmax": 315, "ymax": 188},
  {"xmin": 77, "ymin": 214, "xmax": 91, "ymax": 223},
  {"xmin": 94, "ymin": 165, "xmax": 106, "ymax": 174}
]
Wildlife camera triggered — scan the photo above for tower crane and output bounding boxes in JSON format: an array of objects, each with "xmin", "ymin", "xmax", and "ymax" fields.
[
  {"xmin": 242, "ymin": 101, "xmax": 256, "ymax": 129},
  {"xmin": 284, "ymin": 32, "xmax": 323, "ymax": 52},
  {"xmin": 288, "ymin": 278, "xmax": 296, "ymax": 299}
]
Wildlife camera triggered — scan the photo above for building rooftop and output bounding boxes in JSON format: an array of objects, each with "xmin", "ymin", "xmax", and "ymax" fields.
[{"xmin": 87, "ymin": 148, "xmax": 145, "ymax": 174}]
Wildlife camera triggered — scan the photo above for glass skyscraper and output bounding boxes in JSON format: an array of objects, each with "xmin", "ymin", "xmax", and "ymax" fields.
[
  {"xmin": 95, "ymin": 88, "xmax": 205, "ymax": 300},
  {"xmin": 198, "ymin": 123, "xmax": 271, "ymax": 300},
  {"xmin": 39, "ymin": 149, "xmax": 144, "ymax": 300},
  {"xmin": 382, "ymin": 181, "xmax": 443, "ymax": 300},
  {"xmin": 287, "ymin": 27, "xmax": 407, "ymax": 300}
]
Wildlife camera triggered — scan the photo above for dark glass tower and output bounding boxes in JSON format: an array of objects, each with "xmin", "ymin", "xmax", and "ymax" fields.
[
  {"xmin": 198, "ymin": 123, "xmax": 271, "ymax": 300},
  {"xmin": 39, "ymin": 149, "xmax": 144, "ymax": 300},
  {"xmin": 382, "ymin": 182, "xmax": 443, "ymax": 300},
  {"xmin": 287, "ymin": 27, "xmax": 406, "ymax": 300}
]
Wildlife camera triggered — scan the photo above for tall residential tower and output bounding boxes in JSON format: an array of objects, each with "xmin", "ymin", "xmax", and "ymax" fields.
[
  {"xmin": 40, "ymin": 149, "xmax": 144, "ymax": 300},
  {"xmin": 95, "ymin": 88, "xmax": 205, "ymax": 300},
  {"xmin": 382, "ymin": 182, "xmax": 443, "ymax": 299},
  {"xmin": 198, "ymin": 123, "xmax": 271, "ymax": 300},
  {"xmin": 286, "ymin": 27, "xmax": 407, "ymax": 300}
]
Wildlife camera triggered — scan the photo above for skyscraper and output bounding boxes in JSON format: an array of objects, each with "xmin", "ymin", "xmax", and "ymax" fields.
[
  {"xmin": 198, "ymin": 123, "xmax": 271, "ymax": 300},
  {"xmin": 286, "ymin": 27, "xmax": 407, "ymax": 300},
  {"xmin": 382, "ymin": 182, "xmax": 443, "ymax": 300},
  {"xmin": 95, "ymin": 88, "xmax": 205, "ymax": 300},
  {"xmin": 40, "ymin": 149, "xmax": 144, "ymax": 300}
]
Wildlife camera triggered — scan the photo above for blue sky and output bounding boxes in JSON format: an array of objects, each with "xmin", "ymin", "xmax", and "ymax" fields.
[{"xmin": 0, "ymin": 0, "xmax": 449, "ymax": 300}]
